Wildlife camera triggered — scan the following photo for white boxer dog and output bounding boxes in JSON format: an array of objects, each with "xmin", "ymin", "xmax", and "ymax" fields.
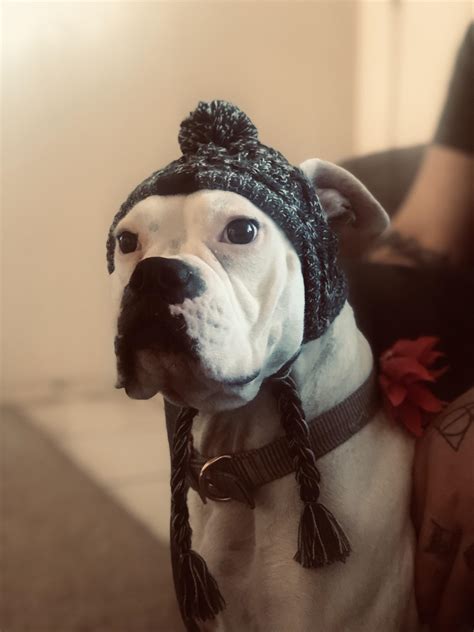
[{"xmin": 108, "ymin": 101, "xmax": 420, "ymax": 631}]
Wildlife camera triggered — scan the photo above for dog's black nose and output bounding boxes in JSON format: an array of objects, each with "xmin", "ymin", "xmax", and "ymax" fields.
[{"xmin": 129, "ymin": 257, "xmax": 205, "ymax": 303}]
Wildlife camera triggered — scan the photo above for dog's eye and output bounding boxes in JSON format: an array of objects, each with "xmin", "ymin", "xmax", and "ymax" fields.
[
  {"xmin": 224, "ymin": 219, "xmax": 259, "ymax": 244},
  {"xmin": 117, "ymin": 231, "xmax": 138, "ymax": 254}
]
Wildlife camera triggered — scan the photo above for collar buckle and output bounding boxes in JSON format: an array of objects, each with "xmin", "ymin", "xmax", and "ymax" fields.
[
  {"xmin": 198, "ymin": 454, "xmax": 255, "ymax": 508},
  {"xmin": 198, "ymin": 455, "xmax": 233, "ymax": 503}
]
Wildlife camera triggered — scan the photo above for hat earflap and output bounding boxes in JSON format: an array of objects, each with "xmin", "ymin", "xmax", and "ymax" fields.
[{"xmin": 270, "ymin": 372, "xmax": 351, "ymax": 567}]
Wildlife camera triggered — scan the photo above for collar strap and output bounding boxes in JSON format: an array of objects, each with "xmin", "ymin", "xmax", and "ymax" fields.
[{"xmin": 188, "ymin": 370, "xmax": 379, "ymax": 508}]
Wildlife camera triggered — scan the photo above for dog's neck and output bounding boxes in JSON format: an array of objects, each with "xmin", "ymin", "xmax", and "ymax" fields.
[{"xmin": 191, "ymin": 302, "xmax": 373, "ymax": 457}]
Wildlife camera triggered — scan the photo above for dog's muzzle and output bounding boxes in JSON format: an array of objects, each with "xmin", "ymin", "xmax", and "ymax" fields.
[{"xmin": 115, "ymin": 257, "xmax": 206, "ymax": 389}]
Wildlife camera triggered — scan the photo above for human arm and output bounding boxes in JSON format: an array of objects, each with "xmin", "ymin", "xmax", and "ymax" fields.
[
  {"xmin": 370, "ymin": 23, "xmax": 473, "ymax": 267},
  {"xmin": 388, "ymin": 146, "xmax": 473, "ymax": 266}
]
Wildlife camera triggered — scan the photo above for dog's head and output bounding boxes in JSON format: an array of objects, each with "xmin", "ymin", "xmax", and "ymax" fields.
[{"xmin": 107, "ymin": 102, "xmax": 388, "ymax": 412}]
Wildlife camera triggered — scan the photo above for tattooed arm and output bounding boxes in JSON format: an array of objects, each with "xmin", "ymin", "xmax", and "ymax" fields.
[{"xmin": 412, "ymin": 387, "xmax": 474, "ymax": 631}]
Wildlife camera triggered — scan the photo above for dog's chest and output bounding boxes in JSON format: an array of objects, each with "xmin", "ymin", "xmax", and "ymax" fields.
[{"xmin": 188, "ymin": 414, "xmax": 420, "ymax": 632}]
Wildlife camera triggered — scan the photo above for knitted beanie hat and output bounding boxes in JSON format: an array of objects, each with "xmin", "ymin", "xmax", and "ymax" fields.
[
  {"xmin": 107, "ymin": 101, "xmax": 350, "ymax": 631},
  {"xmin": 107, "ymin": 100, "xmax": 347, "ymax": 343}
]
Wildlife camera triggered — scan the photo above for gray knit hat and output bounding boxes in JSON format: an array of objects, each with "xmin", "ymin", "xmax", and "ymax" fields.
[
  {"xmin": 107, "ymin": 100, "xmax": 346, "ymax": 343},
  {"xmin": 107, "ymin": 101, "xmax": 351, "ymax": 631}
]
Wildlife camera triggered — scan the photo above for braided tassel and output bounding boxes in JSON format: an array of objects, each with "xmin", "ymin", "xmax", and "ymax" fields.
[
  {"xmin": 295, "ymin": 502, "xmax": 351, "ymax": 567},
  {"xmin": 170, "ymin": 407, "xmax": 225, "ymax": 628},
  {"xmin": 271, "ymin": 374, "xmax": 351, "ymax": 567}
]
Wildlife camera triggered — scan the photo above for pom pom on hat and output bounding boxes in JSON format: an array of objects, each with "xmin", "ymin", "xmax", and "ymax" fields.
[{"xmin": 178, "ymin": 100, "xmax": 259, "ymax": 155}]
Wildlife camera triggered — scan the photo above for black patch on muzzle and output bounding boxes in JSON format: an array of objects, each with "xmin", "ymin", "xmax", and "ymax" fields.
[{"xmin": 115, "ymin": 283, "xmax": 199, "ymax": 387}]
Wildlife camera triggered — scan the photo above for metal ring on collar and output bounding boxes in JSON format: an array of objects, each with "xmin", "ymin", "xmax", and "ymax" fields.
[{"xmin": 198, "ymin": 454, "xmax": 233, "ymax": 503}]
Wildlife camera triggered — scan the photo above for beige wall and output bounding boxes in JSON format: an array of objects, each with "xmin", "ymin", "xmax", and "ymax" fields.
[
  {"xmin": 355, "ymin": 0, "xmax": 472, "ymax": 154},
  {"xmin": 2, "ymin": 1, "xmax": 472, "ymax": 399},
  {"xmin": 2, "ymin": 2, "xmax": 358, "ymax": 398}
]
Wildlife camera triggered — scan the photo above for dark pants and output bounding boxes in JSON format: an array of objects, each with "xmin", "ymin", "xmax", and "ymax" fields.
[{"xmin": 345, "ymin": 261, "xmax": 474, "ymax": 401}]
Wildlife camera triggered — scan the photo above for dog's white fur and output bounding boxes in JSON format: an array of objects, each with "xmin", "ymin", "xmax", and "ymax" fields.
[
  {"xmin": 111, "ymin": 161, "xmax": 421, "ymax": 630},
  {"xmin": 189, "ymin": 306, "xmax": 418, "ymax": 631}
]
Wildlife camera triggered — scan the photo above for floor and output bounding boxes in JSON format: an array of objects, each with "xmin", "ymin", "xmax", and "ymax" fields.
[
  {"xmin": 21, "ymin": 388, "xmax": 172, "ymax": 543},
  {"xmin": 2, "ymin": 405, "xmax": 183, "ymax": 631}
]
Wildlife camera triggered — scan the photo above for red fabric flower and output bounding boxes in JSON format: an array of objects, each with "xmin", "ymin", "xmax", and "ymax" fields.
[{"xmin": 379, "ymin": 337, "xmax": 448, "ymax": 437}]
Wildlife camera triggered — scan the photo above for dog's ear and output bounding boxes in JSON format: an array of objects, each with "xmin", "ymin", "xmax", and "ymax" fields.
[{"xmin": 300, "ymin": 158, "xmax": 389, "ymax": 256}]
